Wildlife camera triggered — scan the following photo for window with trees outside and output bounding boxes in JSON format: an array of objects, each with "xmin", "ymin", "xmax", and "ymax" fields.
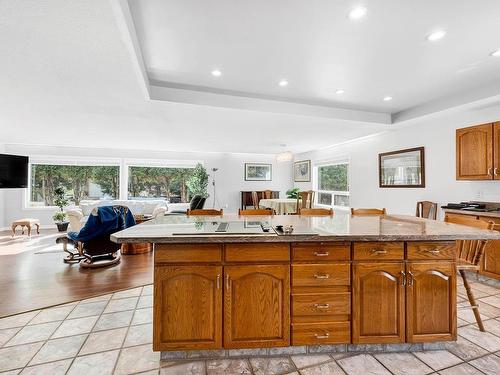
[
  {"xmin": 315, "ymin": 162, "xmax": 350, "ymax": 208},
  {"xmin": 127, "ymin": 166, "xmax": 195, "ymax": 203},
  {"xmin": 30, "ymin": 164, "xmax": 119, "ymax": 207}
]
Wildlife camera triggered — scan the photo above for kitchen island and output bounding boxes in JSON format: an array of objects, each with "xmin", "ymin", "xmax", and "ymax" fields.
[{"xmin": 111, "ymin": 213, "xmax": 500, "ymax": 357}]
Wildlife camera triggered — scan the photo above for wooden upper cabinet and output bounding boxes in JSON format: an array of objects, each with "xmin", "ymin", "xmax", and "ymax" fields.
[
  {"xmin": 352, "ymin": 262, "xmax": 405, "ymax": 344},
  {"xmin": 456, "ymin": 123, "xmax": 493, "ymax": 180},
  {"xmin": 494, "ymin": 122, "xmax": 500, "ymax": 180},
  {"xmin": 406, "ymin": 262, "xmax": 456, "ymax": 342},
  {"xmin": 153, "ymin": 265, "xmax": 222, "ymax": 351},
  {"xmin": 224, "ymin": 264, "xmax": 290, "ymax": 348}
]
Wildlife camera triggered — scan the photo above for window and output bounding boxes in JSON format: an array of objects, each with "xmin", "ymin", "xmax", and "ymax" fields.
[
  {"xmin": 315, "ymin": 162, "xmax": 350, "ymax": 208},
  {"xmin": 30, "ymin": 164, "xmax": 119, "ymax": 206},
  {"xmin": 127, "ymin": 166, "xmax": 194, "ymax": 202}
]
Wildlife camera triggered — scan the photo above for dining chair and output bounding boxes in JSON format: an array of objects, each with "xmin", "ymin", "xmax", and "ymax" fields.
[
  {"xmin": 187, "ymin": 209, "xmax": 223, "ymax": 216},
  {"xmin": 263, "ymin": 190, "xmax": 273, "ymax": 199},
  {"xmin": 299, "ymin": 208, "xmax": 333, "ymax": 216},
  {"xmin": 416, "ymin": 201, "xmax": 438, "ymax": 220},
  {"xmin": 251, "ymin": 191, "xmax": 259, "ymax": 209},
  {"xmin": 444, "ymin": 216, "xmax": 496, "ymax": 331},
  {"xmin": 351, "ymin": 208, "xmax": 387, "ymax": 215},
  {"xmin": 296, "ymin": 191, "xmax": 314, "ymax": 212},
  {"xmin": 238, "ymin": 209, "xmax": 274, "ymax": 216}
]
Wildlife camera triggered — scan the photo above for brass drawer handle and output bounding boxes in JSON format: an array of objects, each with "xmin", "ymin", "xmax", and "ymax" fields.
[
  {"xmin": 371, "ymin": 249, "xmax": 387, "ymax": 254},
  {"xmin": 314, "ymin": 332, "xmax": 330, "ymax": 339},
  {"xmin": 314, "ymin": 303, "xmax": 330, "ymax": 309},
  {"xmin": 313, "ymin": 274, "xmax": 330, "ymax": 279},
  {"xmin": 495, "ymin": 167, "xmax": 499, "ymax": 176},
  {"xmin": 314, "ymin": 251, "xmax": 330, "ymax": 257},
  {"xmin": 425, "ymin": 249, "xmax": 440, "ymax": 254}
]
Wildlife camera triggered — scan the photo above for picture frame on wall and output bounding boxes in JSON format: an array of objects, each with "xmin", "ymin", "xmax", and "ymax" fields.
[
  {"xmin": 294, "ymin": 160, "xmax": 311, "ymax": 182},
  {"xmin": 379, "ymin": 147, "xmax": 425, "ymax": 188},
  {"xmin": 244, "ymin": 163, "xmax": 272, "ymax": 181}
]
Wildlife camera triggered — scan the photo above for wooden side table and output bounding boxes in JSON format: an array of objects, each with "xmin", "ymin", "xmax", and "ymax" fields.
[
  {"xmin": 12, "ymin": 218, "xmax": 41, "ymax": 237},
  {"xmin": 121, "ymin": 215, "xmax": 153, "ymax": 255}
]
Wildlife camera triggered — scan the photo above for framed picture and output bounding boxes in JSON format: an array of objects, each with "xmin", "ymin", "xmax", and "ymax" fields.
[
  {"xmin": 244, "ymin": 163, "xmax": 272, "ymax": 181},
  {"xmin": 379, "ymin": 147, "xmax": 425, "ymax": 188},
  {"xmin": 294, "ymin": 160, "xmax": 311, "ymax": 182}
]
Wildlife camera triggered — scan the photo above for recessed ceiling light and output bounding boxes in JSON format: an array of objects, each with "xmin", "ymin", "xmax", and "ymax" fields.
[
  {"xmin": 348, "ymin": 6, "xmax": 367, "ymax": 20},
  {"xmin": 426, "ymin": 30, "xmax": 446, "ymax": 41},
  {"xmin": 490, "ymin": 49, "xmax": 500, "ymax": 57},
  {"xmin": 211, "ymin": 69, "xmax": 222, "ymax": 77},
  {"xmin": 279, "ymin": 80, "xmax": 288, "ymax": 87},
  {"xmin": 335, "ymin": 89, "xmax": 345, "ymax": 95},
  {"xmin": 383, "ymin": 96, "xmax": 393, "ymax": 101}
]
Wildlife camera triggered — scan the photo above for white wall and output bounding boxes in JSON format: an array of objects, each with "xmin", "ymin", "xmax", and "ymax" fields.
[
  {"xmin": 2, "ymin": 144, "xmax": 293, "ymax": 227},
  {"xmin": 293, "ymin": 105, "xmax": 500, "ymax": 218},
  {"xmin": 0, "ymin": 144, "xmax": 5, "ymax": 228}
]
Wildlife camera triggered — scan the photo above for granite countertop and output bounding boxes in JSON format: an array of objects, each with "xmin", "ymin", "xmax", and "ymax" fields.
[
  {"xmin": 443, "ymin": 208, "xmax": 500, "ymax": 219},
  {"xmin": 110, "ymin": 213, "xmax": 500, "ymax": 244}
]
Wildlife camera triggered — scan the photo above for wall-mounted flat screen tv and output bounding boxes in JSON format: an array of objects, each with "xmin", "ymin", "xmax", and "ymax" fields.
[{"xmin": 0, "ymin": 154, "xmax": 29, "ymax": 188}]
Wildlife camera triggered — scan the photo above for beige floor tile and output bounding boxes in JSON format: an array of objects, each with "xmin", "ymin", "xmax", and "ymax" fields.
[
  {"xmin": 160, "ymin": 362, "xmax": 205, "ymax": 375},
  {"xmin": 478, "ymin": 301, "xmax": 500, "ymax": 319},
  {"xmin": 299, "ymin": 361, "xmax": 345, "ymax": 375},
  {"xmin": 20, "ymin": 358, "xmax": 72, "ymax": 375},
  {"xmin": 480, "ymin": 296, "xmax": 500, "ymax": 309},
  {"xmin": 137, "ymin": 295, "xmax": 153, "ymax": 309},
  {"xmin": 438, "ymin": 363, "xmax": 484, "ymax": 375},
  {"xmin": 0, "ymin": 342, "xmax": 44, "ymax": 372},
  {"xmin": 78, "ymin": 294, "xmax": 112, "ymax": 305},
  {"xmin": 249, "ymin": 357, "xmax": 296, "ymax": 375},
  {"xmin": 103, "ymin": 297, "xmax": 138, "ymax": 314},
  {"xmin": 5, "ymin": 321, "xmax": 60, "ymax": 346},
  {"xmin": 67, "ymin": 350, "xmax": 120, "ymax": 375},
  {"xmin": 458, "ymin": 308, "xmax": 491, "ymax": 324},
  {"xmin": 444, "ymin": 336, "xmax": 489, "ymax": 360},
  {"xmin": 0, "ymin": 328, "xmax": 20, "ymax": 347},
  {"xmin": 290, "ymin": 354, "xmax": 331, "ymax": 369},
  {"xmin": 67, "ymin": 301, "xmax": 107, "ymax": 319},
  {"xmin": 458, "ymin": 318, "xmax": 470, "ymax": 327},
  {"xmin": 337, "ymin": 354, "xmax": 391, "ymax": 375},
  {"xmin": 123, "ymin": 323, "xmax": 152, "ymax": 347},
  {"xmin": 206, "ymin": 359, "xmax": 252, "ymax": 374},
  {"xmin": 115, "ymin": 343, "xmax": 160, "ymax": 375},
  {"xmin": 469, "ymin": 353, "xmax": 500, "ymax": 375},
  {"xmin": 112, "ymin": 287, "xmax": 143, "ymax": 300},
  {"xmin": 483, "ymin": 319, "xmax": 500, "ymax": 337},
  {"xmin": 0, "ymin": 311, "xmax": 39, "ymax": 330},
  {"xmin": 471, "ymin": 283, "xmax": 500, "ymax": 295},
  {"xmin": 459, "ymin": 289, "xmax": 489, "ymax": 299},
  {"xmin": 28, "ymin": 305, "xmax": 75, "ymax": 325},
  {"xmin": 413, "ymin": 350, "xmax": 462, "ymax": 371},
  {"xmin": 0, "ymin": 370, "xmax": 20, "ymax": 375},
  {"xmin": 132, "ymin": 307, "xmax": 153, "ymax": 325},
  {"xmin": 93, "ymin": 310, "xmax": 134, "ymax": 331},
  {"xmin": 459, "ymin": 325, "xmax": 500, "ymax": 352},
  {"xmin": 374, "ymin": 352, "xmax": 433, "ymax": 375},
  {"xmin": 51, "ymin": 316, "xmax": 98, "ymax": 339},
  {"xmin": 142, "ymin": 285, "xmax": 153, "ymax": 296},
  {"xmin": 29, "ymin": 334, "xmax": 87, "ymax": 365},
  {"xmin": 79, "ymin": 327, "xmax": 128, "ymax": 355}
]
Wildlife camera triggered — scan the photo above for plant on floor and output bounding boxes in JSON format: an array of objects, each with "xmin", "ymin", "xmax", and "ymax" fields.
[
  {"xmin": 53, "ymin": 186, "xmax": 69, "ymax": 231},
  {"xmin": 186, "ymin": 163, "xmax": 209, "ymax": 198},
  {"xmin": 286, "ymin": 187, "xmax": 300, "ymax": 199}
]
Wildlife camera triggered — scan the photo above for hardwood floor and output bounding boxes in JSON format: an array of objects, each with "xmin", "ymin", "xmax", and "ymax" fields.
[{"xmin": 0, "ymin": 229, "xmax": 152, "ymax": 318}]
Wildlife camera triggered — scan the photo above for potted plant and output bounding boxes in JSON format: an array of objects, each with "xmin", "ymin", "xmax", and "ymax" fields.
[
  {"xmin": 286, "ymin": 187, "xmax": 300, "ymax": 199},
  {"xmin": 53, "ymin": 186, "xmax": 70, "ymax": 232},
  {"xmin": 186, "ymin": 163, "xmax": 209, "ymax": 198}
]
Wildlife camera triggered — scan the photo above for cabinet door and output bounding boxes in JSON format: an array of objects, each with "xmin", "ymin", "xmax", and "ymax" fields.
[
  {"xmin": 224, "ymin": 265, "xmax": 290, "ymax": 348},
  {"xmin": 153, "ymin": 265, "xmax": 222, "ymax": 351},
  {"xmin": 494, "ymin": 122, "xmax": 500, "ymax": 180},
  {"xmin": 406, "ymin": 262, "xmax": 456, "ymax": 342},
  {"xmin": 456, "ymin": 124, "xmax": 493, "ymax": 180},
  {"xmin": 352, "ymin": 262, "xmax": 405, "ymax": 344},
  {"xmin": 480, "ymin": 217, "xmax": 500, "ymax": 278}
]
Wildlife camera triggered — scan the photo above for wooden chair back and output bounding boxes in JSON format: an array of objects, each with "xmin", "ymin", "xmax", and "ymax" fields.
[
  {"xmin": 416, "ymin": 201, "xmax": 437, "ymax": 220},
  {"xmin": 251, "ymin": 191, "xmax": 259, "ymax": 209},
  {"xmin": 187, "ymin": 209, "xmax": 223, "ymax": 216},
  {"xmin": 296, "ymin": 191, "xmax": 314, "ymax": 211},
  {"xmin": 351, "ymin": 208, "xmax": 387, "ymax": 216},
  {"xmin": 299, "ymin": 208, "xmax": 333, "ymax": 216},
  {"xmin": 263, "ymin": 190, "xmax": 273, "ymax": 199},
  {"xmin": 238, "ymin": 209, "xmax": 274, "ymax": 216}
]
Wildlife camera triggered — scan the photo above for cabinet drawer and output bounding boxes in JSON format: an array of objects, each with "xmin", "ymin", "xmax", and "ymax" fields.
[
  {"xmin": 478, "ymin": 216, "xmax": 500, "ymax": 226},
  {"xmin": 292, "ymin": 242, "xmax": 350, "ymax": 261},
  {"xmin": 225, "ymin": 243, "xmax": 290, "ymax": 262},
  {"xmin": 292, "ymin": 264, "xmax": 350, "ymax": 287},
  {"xmin": 292, "ymin": 293, "xmax": 350, "ymax": 316},
  {"xmin": 292, "ymin": 322, "xmax": 350, "ymax": 345},
  {"xmin": 407, "ymin": 242, "xmax": 456, "ymax": 260},
  {"xmin": 353, "ymin": 242, "xmax": 404, "ymax": 261},
  {"xmin": 155, "ymin": 244, "xmax": 222, "ymax": 263}
]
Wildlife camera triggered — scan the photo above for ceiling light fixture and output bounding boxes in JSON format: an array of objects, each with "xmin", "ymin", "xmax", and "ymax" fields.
[
  {"xmin": 335, "ymin": 89, "xmax": 345, "ymax": 94},
  {"xmin": 383, "ymin": 96, "xmax": 393, "ymax": 101},
  {"xmin": 279, "ymin": 79, "xmax": 289, "ymax": 87},
  {"xmin": 348, "ymin": 6, "xmax": 367, "ymax": 20},
  {"xmin": 211, "ymin": 69, "xmax": 222, "ymax": 77},
  {"xmin": 426, "ymin": 30, "xmax": 446, "ymax": 41},
  {"xmin": 490, "ymin": 49, "xmax": 500, "ymax": 57},
  {"xmin": 276, "ymin": 151, "xmax": 293, "ymax": 162}
]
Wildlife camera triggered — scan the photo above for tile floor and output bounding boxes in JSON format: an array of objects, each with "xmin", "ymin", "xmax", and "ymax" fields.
[{"xmin": 1, "ymin": 279, "xmax": 500, "ymax": 374}]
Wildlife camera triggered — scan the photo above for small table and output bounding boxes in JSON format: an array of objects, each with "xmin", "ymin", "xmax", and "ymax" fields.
[
  {"xmin": 259, "ymin": 198, "xmax": 297, "ymax": 215},
  {"xmin": 12, "ymin": 218, "xmax": 40, "ymax": 237}
]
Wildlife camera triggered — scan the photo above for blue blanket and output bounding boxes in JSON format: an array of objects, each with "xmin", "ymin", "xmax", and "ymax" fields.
[{"xmin": 68, "ymin": 206, "xmax": 135, "ymax": 242}]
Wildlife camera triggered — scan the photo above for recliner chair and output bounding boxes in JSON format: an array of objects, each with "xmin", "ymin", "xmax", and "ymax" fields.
[{"xmin": 169, "ymin": 195, "xmax": 206, "ymax": 214}]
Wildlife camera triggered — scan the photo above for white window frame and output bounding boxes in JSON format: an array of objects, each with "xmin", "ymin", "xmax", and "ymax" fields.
[{"xmin": 313, "ymin": 159, "xmax": 350, "ymax": 211}]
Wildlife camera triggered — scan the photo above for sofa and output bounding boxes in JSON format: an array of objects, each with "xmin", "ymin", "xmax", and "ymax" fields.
[{"xmin": 66, "ymin": 199, "xmax": 189, "ymax": 232}]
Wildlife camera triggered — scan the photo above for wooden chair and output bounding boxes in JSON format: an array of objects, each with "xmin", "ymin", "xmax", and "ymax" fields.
[
  {"xmin": 299, "ymin": 208, "xmax": 333, "ymax": 216},
  {"xmin": 416, "ymin": 201, "xmax": 437, "ymax": 220},
  {"xmin": 238, "ymin": 209, "xmax": 274, "ymax": 216},
  {"xmin": 187, "ymin": 209, "xmax": 223, "ymax": 216},
  {"xmin": 296, "ymin": 191, "xmax": 314, "ymax": 212},
  {"xmin": 263, "ymin": 190, "xmax": 273, "ymax": 199},
  {"xmin": 351, "ymin": 208, "xmax": 387, "ymax": 215},
  {"xmin": 251, "ymin": 191, "xmax": 259, "ymax": 209},
  {"xmin": 445, "ymin": 216, "xmax": 495, "ymax": 331}
]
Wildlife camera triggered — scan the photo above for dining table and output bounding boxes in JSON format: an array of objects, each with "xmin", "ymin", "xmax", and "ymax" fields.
[{"xmin": 259, "ymin": 198, "xmax": 297, "ymax": 214}]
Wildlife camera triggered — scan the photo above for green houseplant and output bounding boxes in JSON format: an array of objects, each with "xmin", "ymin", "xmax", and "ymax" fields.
[
  {"xmin": 286, "ymin": 187, "xmax": 300, "ymax": 199},
  {"xmin": 53, "ymin": 186, "xmax": 69, "ymax": 232},
  {"xmin": 186, "ymin": 163, "xmax": 209, "ymax": 199}
]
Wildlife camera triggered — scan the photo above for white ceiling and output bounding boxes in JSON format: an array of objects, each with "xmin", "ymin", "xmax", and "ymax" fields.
[{"xmin": 0, "ymin": 0, "xmax": 499, "ymax": 155}]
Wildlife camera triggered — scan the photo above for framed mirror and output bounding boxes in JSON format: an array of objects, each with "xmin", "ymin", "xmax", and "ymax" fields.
[{"xmin": 379, "ymin": 147, "xmax": 425, "ymax": 188}]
